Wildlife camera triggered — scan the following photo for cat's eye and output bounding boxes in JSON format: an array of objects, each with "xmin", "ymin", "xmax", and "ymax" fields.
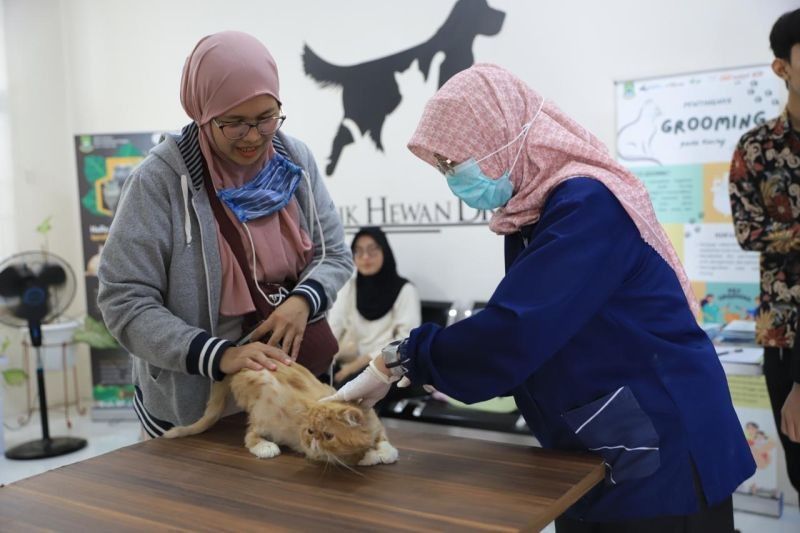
[
  {"xmin": 306, "ymin": 428, "xmax": 314, "ymax": 435},
  {"xmin": 323, "ymin": 432, "xmax": 334, "ymax": 440}
]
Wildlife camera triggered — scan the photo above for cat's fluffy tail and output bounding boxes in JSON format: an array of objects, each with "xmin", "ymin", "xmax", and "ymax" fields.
[{"xmin": 162, "ymin": 379, "xmax": 229, "ymax": 438}]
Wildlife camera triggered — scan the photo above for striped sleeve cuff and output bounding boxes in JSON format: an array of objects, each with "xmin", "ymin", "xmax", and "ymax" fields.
[
  {"xmin": 187, "ymin": 332, "xmax": 232, "ymax": 381},
  {"xmin": 291, "ymin": 279, "xmax": 328, "ymax": 317},
  {"xmin": 133, "ymin": 385, "xmax": 174, "ymax": 438}
]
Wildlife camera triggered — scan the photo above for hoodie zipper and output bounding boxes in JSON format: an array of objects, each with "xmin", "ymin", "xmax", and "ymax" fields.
[{"xmin": 184, "ymin": 177, "xmax": 216, "ymax": 337}]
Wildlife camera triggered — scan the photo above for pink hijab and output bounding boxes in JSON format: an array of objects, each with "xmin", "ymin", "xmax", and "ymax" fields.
[
  {"xmin": 408, "ymin": 64, "xmax": 698, "ymax": 314},
  {"xmin": 180, "ymin": 31, "xmax": 312, "ymax": 316}
]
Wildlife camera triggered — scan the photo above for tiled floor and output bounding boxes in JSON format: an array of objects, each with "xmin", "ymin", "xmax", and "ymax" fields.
[
  {"xmin": 2, "ymin": 412, "xmax": 799, "ymax": 531},
  {"xmin": 1, "ymin": 410, "xmax": 140, "ymax": 486}
]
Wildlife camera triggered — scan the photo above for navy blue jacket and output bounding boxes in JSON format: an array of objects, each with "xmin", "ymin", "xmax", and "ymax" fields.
[{"xmin": 405, "ymin": 178, "xmax": 755, "ymax": 522}]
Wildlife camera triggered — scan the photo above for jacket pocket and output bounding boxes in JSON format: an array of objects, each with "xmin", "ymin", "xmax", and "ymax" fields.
[
  {"xmin": 563, "ymin": 386, "xmax": 660, "ymax": 485},
  {"xmin": 147, "ymin": 362, "xmax": 163, "ymax": 382}
]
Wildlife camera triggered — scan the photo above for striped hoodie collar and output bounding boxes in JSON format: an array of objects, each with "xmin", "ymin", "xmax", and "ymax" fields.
[{"xmin": 174, "ymin": 122, "xmax": 293, "ymax": 191}]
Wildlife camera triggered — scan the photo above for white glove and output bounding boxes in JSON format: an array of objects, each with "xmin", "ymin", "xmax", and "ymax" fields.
[
  {"xmin": 396, "ymin": 377, "xmax": 434, "ymax": 392},
  {"xmin": 320, "ymin": 360, "xmax": 400, "ymax": 408}
]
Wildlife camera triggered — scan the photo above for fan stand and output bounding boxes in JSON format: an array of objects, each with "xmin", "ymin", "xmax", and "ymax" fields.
[{"xmin": 5, "ymin": 321, "xmax": 87, "ymax": 460}]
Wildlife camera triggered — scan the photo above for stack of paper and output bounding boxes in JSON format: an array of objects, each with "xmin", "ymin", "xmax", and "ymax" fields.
[
  {"xmin": 714, "ymin": 346, "xmax": 763, "ymax": 364},
  {"xmin": 716, "ymin": 320, "xmax": 756, "ymax": 344},
  {"xmin": 701, "ymin": 322, "xmax": 723, "ymax": 341}
]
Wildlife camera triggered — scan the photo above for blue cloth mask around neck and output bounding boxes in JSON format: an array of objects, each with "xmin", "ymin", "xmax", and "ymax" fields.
[{"xmin": 217, "ymin": 152, "xmax": 304, "ymax": 223}]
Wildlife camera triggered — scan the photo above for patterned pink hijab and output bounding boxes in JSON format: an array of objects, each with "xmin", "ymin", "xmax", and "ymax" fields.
[
  {"xmin": 181, "ymin": 31, "xmax": 312, "ymax": 316},
  {"xmin": 408, "ymin": 64, "xmax": 698, "ymax": 314}
]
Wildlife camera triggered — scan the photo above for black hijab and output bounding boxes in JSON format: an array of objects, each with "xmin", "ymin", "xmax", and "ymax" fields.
[{"xmin": 352, "ymin": 227, "xmax": 408, "ymax": 321}]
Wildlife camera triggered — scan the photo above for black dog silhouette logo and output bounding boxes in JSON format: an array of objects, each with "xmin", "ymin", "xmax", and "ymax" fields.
[{"xmin": 302, "ymin": 0, "xmax": 505, "ymax": 176}]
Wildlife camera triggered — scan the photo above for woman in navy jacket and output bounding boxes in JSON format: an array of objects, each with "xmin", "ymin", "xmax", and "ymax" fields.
[{"xmin": 327, "ymin": 64, "xmax": 754, "ymax": 532}]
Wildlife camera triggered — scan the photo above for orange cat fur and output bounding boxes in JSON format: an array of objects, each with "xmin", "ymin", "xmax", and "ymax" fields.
[{"xmin": 163, "ymin": 362, "xmax": 398, "ymax": 466}]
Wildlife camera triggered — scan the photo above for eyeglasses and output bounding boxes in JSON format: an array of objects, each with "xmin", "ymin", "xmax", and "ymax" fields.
[
  {"xmin": 433, "ymin": 153, "xmax": 457, "ymax": 175},
  {"xmin": 353, "ymin": 245, "xmax": 381, "ymax": 258},
  {"xmin": 213, "ymin": 115, "xmax": 287, "ymax": 140}
]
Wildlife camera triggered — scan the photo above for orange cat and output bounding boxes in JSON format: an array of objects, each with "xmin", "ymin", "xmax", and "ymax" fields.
[{"xmin": 163, "ymin": 362, "xmax": 398, "ymax": 466}]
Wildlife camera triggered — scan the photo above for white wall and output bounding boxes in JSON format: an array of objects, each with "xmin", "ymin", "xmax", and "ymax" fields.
[
  {"xmin": 2, "ymin": 1, "xmax": 799, "ymax": 498},
  {"xmin": 5, "ymin": 0, "xmax": 795, "ymax": 307},
  {"xmin": 0, "ymin": 0, "xmax": 14, "ymax": 258},
  {"xmin": 1, "ymin": 0, "xmax": 93, "ymax": 426}
]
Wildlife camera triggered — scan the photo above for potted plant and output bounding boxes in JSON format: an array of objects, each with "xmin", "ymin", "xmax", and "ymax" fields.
[
  {"xmin": 72, "ymin": 316, "xmax": 119, "ymax": 350},
  {"xmin": 1, "ymin": 336, "xmax": 28, "ymax": 455},
  {"xmin": 1, "ymin": 337, "xmax": 26, "ymax": 386}
]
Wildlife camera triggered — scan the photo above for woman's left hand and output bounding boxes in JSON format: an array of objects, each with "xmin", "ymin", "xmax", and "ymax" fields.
[{"xmin": 250, "ymin": 295, "xmax": 310, "ymax": 361}]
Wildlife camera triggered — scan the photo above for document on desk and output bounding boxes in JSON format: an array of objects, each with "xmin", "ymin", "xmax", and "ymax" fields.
[
  {"xmin": 714, "ymin": 346, "xmax": 762, "ymax": 364},
  {"xmin": 721, "ymin": 320, "xmax": 756, "ymax": 334}
]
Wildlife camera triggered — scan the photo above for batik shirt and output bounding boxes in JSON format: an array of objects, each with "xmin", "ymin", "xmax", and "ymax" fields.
[{"xmin": 730, "ymin": 110, "xmax": 800, "ymax": 348}]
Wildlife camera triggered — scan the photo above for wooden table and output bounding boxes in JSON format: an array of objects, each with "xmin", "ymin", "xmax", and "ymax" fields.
[{"xmin": 0, "ymin": 415, "xmax": 604, "ymax": 532}]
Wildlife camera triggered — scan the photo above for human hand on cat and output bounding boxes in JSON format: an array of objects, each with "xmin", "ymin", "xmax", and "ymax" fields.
[
  {"xmin": 321, "ymin": 360, "xmax": 399, "ymax": 408},
  {"xmin": 220, "ymin": 343, "xmax": 293, "ymax": 374},
  {"xmin": 250, "ymin": 295, "xmax": 310, "ymax": 361}
]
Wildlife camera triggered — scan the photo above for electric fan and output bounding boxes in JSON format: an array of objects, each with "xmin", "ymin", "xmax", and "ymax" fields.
[{"xmin": 0, "ymin": 251, "xmax": 87, "ymax": 459}]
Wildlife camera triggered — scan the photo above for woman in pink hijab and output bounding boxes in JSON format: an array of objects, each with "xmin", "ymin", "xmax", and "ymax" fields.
[
  {"xmin": 98, "ymin": 31, "xmax": 353, "ymax": 436},
  {"xmin": 328, "ymin": 64, "xmax": 753, "ymax": 531}
]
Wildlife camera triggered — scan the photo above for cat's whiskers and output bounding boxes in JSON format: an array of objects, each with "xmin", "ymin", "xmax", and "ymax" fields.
[
  {"xmin": 325, "ymin": 450, "xmax": 364, "ymax": 477},
  {"xmin": 321, "ymin": 455, "xmax": 332, "ymax": 476}
]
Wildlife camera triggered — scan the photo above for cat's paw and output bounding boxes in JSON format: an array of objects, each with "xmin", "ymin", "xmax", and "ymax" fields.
[
  {"xmin": 358, "ymin": 440, "xmax": 398, "ymax": 466},
  {"xmin": 249, "ymin": 440, "xmax": 281, "ymax": 459}
]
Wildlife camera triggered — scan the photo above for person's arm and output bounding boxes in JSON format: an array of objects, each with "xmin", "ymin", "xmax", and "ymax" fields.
[
  {"xmin": 327, "ymin": 278, "xmax": 354, "ymax": 341},
  {"xmin": 391, "ymin": 283, "xmax": 422, "ymax": 340},
  {"xmin": 334, "ymin": 354, "xmax": 372, "ymax": 383},
  {"xmin": 287, "ymin": 138, "xmax": 354, "ymax": 316},
  {"xmin": 97, "ymin": 164, "xmax": 228, "ymax": 380},
  {"xmin": 782, "ymin": 336, "xmax": 800, "ymax": 443},
  {"xmin": 783, "ymin": 383, "xmax": 800, "ymax": 443},
  {"xmin": 329, "ymin": 281, "xmax": 367, "ymax": 381},
  {"xmin": 354, "ymin": 283, "xmax": 420, "ymax": 366},
  {"xmin": 729, "ymin": 138, "xmax": 800, "ymax": 253},
  {"xmin": 403, "ymin": 180, "xmax": 643, "ymax": 404}
]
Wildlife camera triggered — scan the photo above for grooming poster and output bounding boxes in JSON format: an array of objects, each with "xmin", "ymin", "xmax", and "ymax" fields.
[
  {"xmin": 727, "ymin": 375, "xmax": 780, "ymax": 499},
  {"xmin": 615, "ymin": 65, "xmax": 785, "ymax": 323},
  {"xmin": 74, "ymin": 132, "xmax": 161, "ymax": 419}
]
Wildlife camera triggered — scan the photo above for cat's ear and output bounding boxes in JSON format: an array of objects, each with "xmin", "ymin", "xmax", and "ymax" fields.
[{"xmin": 341, "ymin": 406, "xmax": 364, "ymax": 427}]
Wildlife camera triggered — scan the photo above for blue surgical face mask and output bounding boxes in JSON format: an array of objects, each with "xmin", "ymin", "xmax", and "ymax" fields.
[
  {"xmin": 444, "ymin": 101, "xmax": 543, "ymax": 210},
  {"xmin": 217, "ymin": 153, "xmax": 304, "ymax": 223}
]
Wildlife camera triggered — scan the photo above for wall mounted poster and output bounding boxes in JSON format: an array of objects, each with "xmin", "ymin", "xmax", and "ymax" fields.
[
  {"xmin": 616, "ymin": 65, "xmax": 784, "ymax": 324},
  {"xmin": 74, "ymin": 132, "xmax": 161, "ymax": 420}
]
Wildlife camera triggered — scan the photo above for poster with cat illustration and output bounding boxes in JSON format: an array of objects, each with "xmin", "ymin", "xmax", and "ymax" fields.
[{"xmin": 615, "ymin": 65, "xmax": 786, "ymax": 324}]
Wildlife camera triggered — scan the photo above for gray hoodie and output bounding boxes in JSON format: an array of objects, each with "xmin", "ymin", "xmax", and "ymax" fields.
[{"xmin": 97, "ymin": 125, "xmax": 353, "ymax": 435}]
